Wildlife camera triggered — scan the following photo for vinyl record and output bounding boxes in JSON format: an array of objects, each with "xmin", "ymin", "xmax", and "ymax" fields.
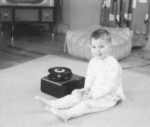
[{"xmin": 48, "ymin": 67, "xmax": 72, "ymax": 81}]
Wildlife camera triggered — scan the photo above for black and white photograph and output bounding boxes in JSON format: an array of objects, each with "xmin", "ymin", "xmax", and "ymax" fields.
[{"xmin": 0, "ymin": 0, "xmax": 150, "ymax": 127}]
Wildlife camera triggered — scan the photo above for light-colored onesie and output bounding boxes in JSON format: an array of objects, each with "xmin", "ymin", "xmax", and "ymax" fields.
[{"xmin": 42, "ymin": 56, "xmax": 126, "ymax": 120}]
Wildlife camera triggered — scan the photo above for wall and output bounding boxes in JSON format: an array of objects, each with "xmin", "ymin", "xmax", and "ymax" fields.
[{"xmin": 61, "ymin": 0, "xmax": 102, "ymax": 30}]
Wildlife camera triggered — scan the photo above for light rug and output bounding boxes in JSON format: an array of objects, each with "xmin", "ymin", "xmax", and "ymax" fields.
[{"xmin": 0, "ymin": 53, "xmax": 150, "ymax": 127}]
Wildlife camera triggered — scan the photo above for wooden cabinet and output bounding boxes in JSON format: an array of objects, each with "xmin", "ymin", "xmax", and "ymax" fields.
[{"xmin": 0, "ymin": 5, "xmax": 55, "ymax": 41}]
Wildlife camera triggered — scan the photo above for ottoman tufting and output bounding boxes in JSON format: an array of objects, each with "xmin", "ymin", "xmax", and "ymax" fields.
[{"xmin": 64, "ymin": 26, "xmax": 133, "ymax": 61}]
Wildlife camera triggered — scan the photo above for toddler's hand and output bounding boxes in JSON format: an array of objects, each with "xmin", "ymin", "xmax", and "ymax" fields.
[{"xmin": 83, "ymin": 91, "xmax": 92, "ymax": 100}]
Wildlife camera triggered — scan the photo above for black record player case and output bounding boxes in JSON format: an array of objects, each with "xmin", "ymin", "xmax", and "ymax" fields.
[{"xmin": 41, "ymin": 74, "xmax": 85, "ymax": 98}]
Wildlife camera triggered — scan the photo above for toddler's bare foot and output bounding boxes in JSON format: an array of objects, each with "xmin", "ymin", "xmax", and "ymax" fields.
[
  {"xmin": 35, "ymin": 96, "xmax": 51, "ymax": 105},
  {"xmin": 51, "ymin": 108, "xmax": 70, "ymax": 122},
  {"xmin": 35, "ymin": 96, "xmax": 52, "ymax": 111},
  {"xmin": 43, "ymin": 105, "xmax": 52, "ymax": 112}
]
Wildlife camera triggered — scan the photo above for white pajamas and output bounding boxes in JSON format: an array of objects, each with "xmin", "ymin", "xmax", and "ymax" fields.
[{"xmin": 38, "ymin": 56, "xmax": 126, "ymax": 121}]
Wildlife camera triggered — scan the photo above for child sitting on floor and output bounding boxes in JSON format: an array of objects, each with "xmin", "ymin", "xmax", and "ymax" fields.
[{"xmin": 35, "ymin": 29, "xmax": 126, "ymax": 122}]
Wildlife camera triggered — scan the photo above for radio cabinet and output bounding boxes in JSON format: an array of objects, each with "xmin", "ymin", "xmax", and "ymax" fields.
[{"xmin": 0, "ymin": 6, "xmax": 55, "ymax": 42}]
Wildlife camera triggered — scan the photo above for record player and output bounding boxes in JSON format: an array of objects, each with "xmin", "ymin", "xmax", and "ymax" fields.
[{"xmin": 41, "ymin": 67, "xmax": 85, "ymax": 98}]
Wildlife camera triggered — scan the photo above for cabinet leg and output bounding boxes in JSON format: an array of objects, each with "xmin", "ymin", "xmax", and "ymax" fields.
[
  {"xmin": 11, "ymin": 25, "xmax": 15, "ymax": 45},
  {"xmin": 39, "ymin": 26, "xmax": 44, "ymax": 32},
  {"xmin": 52, "ymin": 33, "xmax": 54, "ymax": 42},
  {"xmin": 49, "ymin": 23, "xmax": 54, "ymax": 41},
  {"xmin": 11, "ymin": 25, "xmax": 14, "ymax": 40},
  {"xmin": 1, "ymin": 23, "xmax": 5, "ymax": 38}
]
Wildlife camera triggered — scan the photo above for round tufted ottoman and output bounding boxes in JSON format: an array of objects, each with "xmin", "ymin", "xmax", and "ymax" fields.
[{"xmin": 64, "ymin": 26, "xmax": 133, "ymax": 61}]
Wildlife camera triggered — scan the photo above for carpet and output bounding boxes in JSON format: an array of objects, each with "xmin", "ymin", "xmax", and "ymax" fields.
[{"xmin": 0, "ymin": 53, "xmax": 150, "ymax": 127}]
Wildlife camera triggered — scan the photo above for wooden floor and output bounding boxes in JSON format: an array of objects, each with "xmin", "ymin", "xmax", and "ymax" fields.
[
  {"xmin": 1, "ymin": 24, "xmax": 150, "ymax": 73},
  {"xmin": 0, "ymin": 24, "xmax": 66, "ymax": 71}
]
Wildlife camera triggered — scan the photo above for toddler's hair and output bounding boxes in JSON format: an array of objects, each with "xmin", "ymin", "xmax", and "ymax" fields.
[{"xmin": 90, "ymin": 29, "xmax": 111, "ymax": 44}]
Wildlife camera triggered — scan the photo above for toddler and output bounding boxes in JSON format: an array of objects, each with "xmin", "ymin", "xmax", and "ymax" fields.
[{"xmin": 36, "ymin": 29, "xmax": 126, "ymax": 122}]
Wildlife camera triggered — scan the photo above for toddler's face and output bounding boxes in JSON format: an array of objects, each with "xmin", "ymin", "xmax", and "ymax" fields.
[{"xmin": 90, "ymin": 38, "xmax": 111, "ymax": 60}]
